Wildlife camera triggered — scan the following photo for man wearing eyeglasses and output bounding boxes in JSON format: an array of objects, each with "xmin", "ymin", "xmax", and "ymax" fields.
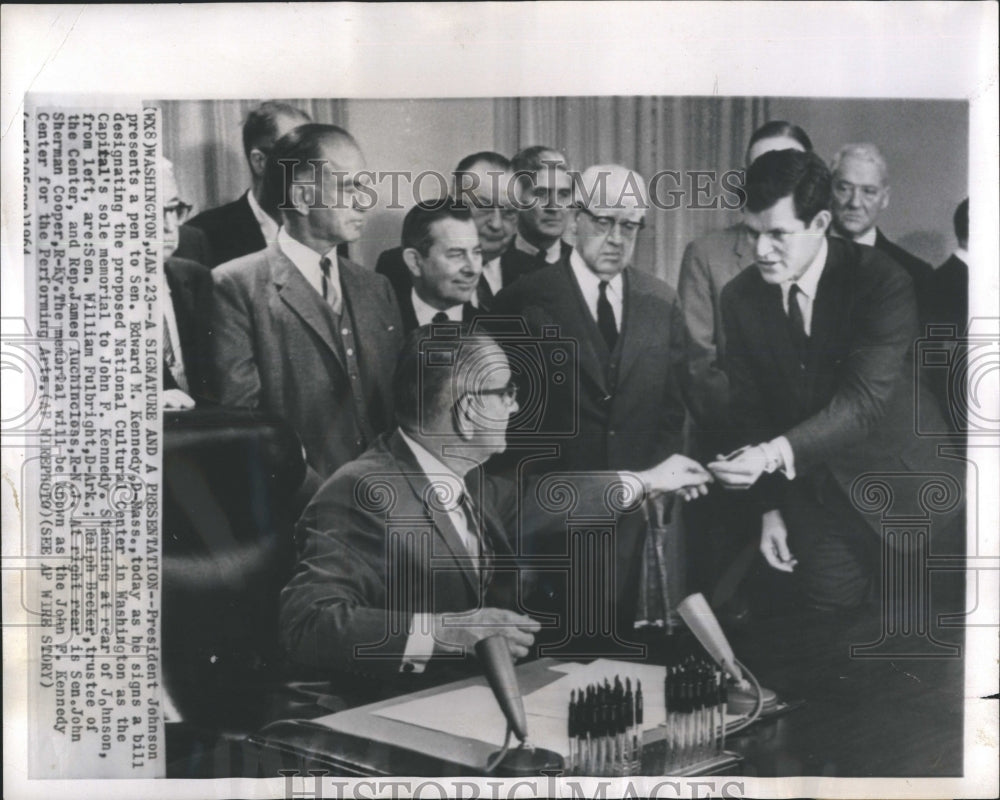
[
  {"xmin": 376, "ymin": 151, "xmax": 520, "ymax": 312},
  {"xmin": 184, "ymin": 101, "xmax": 311, "ymax": 267},
  {"xmin": 490, "ymin": 165, "xmax": 694, "ymax": 637},
  {"xmin": 280, "ymin": 326, "xmax": 709, "ymax": 700}
]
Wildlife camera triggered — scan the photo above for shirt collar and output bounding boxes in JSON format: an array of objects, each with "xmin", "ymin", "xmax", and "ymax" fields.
[
  {"xmin": 398, "ymin": 428, "xmax": 467, "ymax": 504},
  {"xmin": 246, "ymin": 188, "xmax": 279, "ymax": 239},
  {"xmin": 277, "ymin": 226, "xmax": 340, "ymax": 292},
  {"xmin": 410, "ymin": 288, "xmax": 463, "ymax": 326},
  {"xmin": 514, "ymin": 232, "xmax": 562, "ymax": 263},
  {"xmin": 569, "ymin": 248, "xmax": 624, "ymax": 297},
  {"xmin": 830, "ymin": 225, "xmax": 878, "ymax": 247},
  {"xmin": 783, "ymin": 236, "xmax": 828, "ymax": 300}
]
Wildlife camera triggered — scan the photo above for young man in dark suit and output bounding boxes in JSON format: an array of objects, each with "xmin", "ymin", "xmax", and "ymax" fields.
[
  {"xmin": 710, "ymin": 149, "xmax": 964, "ymax": 611},
  {"xmin": 210, "ymin": 124, "xmax": 403, "ymax": 493},
  {"xmin": 185, "ymin": 101, "xmax": 310, "ymax": 267}
]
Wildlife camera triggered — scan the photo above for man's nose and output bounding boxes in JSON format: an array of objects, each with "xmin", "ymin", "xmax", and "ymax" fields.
[
  {"xmin": 162, "ymin": 211, "xmax": 178, "ymax": 234},
  {"xmin": 846, "ymin": 187, "xmax": 863, "ymax": 207},
  {"xmin": 755, "ymin": 233, "xmax": 773, "ymax": 259}
]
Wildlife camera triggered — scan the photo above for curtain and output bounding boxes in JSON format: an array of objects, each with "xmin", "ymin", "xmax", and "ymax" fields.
[
  {"xmin": 154, "ymin": 98, "xmax": 347, "ymax": 216},
  {"xmin": 494, "ymin": 96, "xmax": 770, "ymax": 286}
]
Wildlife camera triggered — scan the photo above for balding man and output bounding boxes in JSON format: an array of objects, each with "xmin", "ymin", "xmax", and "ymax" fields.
[
  {"xmin": 829, "ymin": 142, "xmax": 933, "ymax": 324},
  {"xmin": 186, "ymin": 101, "xmax": 311, "ymax": 267},
  {"xmin": 492, "ymin": 165, "xmax": 698, "ymax": 632},
  {"xmin": 211, "ymin": 124, "xmax": 403, "ymax": 491}
]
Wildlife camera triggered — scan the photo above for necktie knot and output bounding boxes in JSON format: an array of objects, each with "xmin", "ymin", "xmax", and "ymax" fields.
[
  {"xmin": 319, "ymin": 256, "xmax": 332, "ymax": 277},
  {"xmin": 432, "ymin": 311, "xmax": 449, "ymax": 324}
]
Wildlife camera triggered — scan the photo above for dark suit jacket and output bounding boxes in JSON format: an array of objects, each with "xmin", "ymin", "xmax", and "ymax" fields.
[
  {"xmin": 499, "ymin": 240, "xmax": 574, "ymax": 285},
  {"xmin": 720, "ymin": 237, "xmax": 962, "ymax": 535},
  {"xmin": 491, "ymin": 261, "xmax": 687, "ymax": 474},
  {"xmin": 931, "ymin": 254, "xmax": 969, "ymax": 330},
  {"xmin": 677, "ymin": 225, "xmax": 756, "ymax": 442},
  {"xmin": 172, "ymin": 224, "xmax": 216, "ymax": 268},
  {"xmin": 874, "ymin": 229, "xmax": 934, "ymax": 328},
  {"xmin": 211, "ymin": 243, "xmax": 403, "ymax": 487},
  {"xmin": 186, "ymin": 191, "xmax": 266, "ymax": 268},
  {"xmin": 279, "ymin": 430, "xmax": 521, "ymax": 690},
  {"xmin": 164, "ymin": 256, "xmax": 213, "ymax": 403}
]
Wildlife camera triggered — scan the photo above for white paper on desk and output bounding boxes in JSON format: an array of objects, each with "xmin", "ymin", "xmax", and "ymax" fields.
[{"xmin": 372, "ymin": 685, "xmax": 574, "ymax": 756}]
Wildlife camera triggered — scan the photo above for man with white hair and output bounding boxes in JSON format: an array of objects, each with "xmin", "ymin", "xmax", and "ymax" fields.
[
  {"xmin": 829, "ymin": 142, "xmax": 933, "ymax": 323},
  {"xmin": 491, "ymin": 164, "xmax": 700, "ymax": 634}
]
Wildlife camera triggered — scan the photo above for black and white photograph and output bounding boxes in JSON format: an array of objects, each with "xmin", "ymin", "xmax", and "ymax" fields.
[{"xmin": 2, "ymin": 4, "xmax": 997, "ymax": 799}]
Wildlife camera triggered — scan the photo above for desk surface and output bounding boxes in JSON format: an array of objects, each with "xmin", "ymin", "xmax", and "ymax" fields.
[{"xmin": 252, "ymin": 605, "xmax": 966, "ymax": 778}]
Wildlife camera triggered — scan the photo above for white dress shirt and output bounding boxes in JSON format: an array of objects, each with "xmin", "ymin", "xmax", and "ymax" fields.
[
  {"xmin": 162, "ymin": 275, "xmax": 187, "ymax": 392},
  {"xmin": 514, "ymin": 232, "xmax": 563, "ymax": 264},
  {"xmin": 247, "ymin": 187, "xmax": 280, "ymax": 245},
  {"xmin": 397, "ymin": 429, "xmax": 480, "ymax": 672},
  {"xmin": 277, "ymin": 227, "xmax": 342, "ymax": 312},
  {"xmin": 410, "ymin": 288, "xmax": 464, "ymax": 326},
  {"xmin": 569, "ymin": 249, "xmax": 624, "ymax": 330}
]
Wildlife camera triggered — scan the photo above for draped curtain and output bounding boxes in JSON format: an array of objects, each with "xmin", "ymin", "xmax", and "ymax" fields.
[
  {"xmin": 494, "ymin": 96, "xmax": 770, "ymax": 286},
  {"xmin": 154, "ymin": 98, "xmax": 347, "ymax": 217}
]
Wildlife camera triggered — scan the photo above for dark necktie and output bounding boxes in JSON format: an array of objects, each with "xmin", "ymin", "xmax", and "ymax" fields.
[
  {"xmin": 320, "ymin": 256, "xmax": 341, "ymax": 314},
  {"xmin": 787, "ymin": 283, "xmax": 808, "ymax": 365},
  {"xmin": 476, "ymin": 275, "xmax": 494, "ymax": 310},
  {"xmin": 460, "ymin": 482, "xmax": 494, "ymax": 584},
  {"xmin": 432, "ymin": 311, "xmax": 449, "ymax": 324},
  {"xmin": 597, "ymin": 280, "xmax": 618, "ymax": 350}
]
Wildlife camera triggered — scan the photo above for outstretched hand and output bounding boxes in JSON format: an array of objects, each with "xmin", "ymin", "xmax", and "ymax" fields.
[
  {"xmin": 433, "ymin": 607, "xmax": 540, "ymax": 660},
  {"xmin": 638, "ymin": 454, "xmax": 713, "ymax": 501}
]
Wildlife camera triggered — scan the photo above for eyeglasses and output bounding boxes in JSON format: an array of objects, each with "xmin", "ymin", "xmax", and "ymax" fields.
[
  {"xmin": 577, "ymin": 207, "xmax": 645, "ymax": 237},
  {"xmin": 470, "ymin": 380, "xmax": 519, "ymax": 407},
  {"xmin": 164, "ymin": 201, "xmax": 193, "ymax": 223}
]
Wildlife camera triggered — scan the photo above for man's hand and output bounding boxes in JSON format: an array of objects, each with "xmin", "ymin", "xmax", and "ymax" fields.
[
  {"xmin": 708, "ymin": 445, "xmax": 769, "ymax": 489},
  {"xmin": 637, "ymin": 454, "xmax": 713, "ymax": 501},
  {"xmin": 163, "ymin": 388, "xmax": 195, "ymax": 409},
  {"xmin": 760, "ymin": 509, "xmax": 797, "ymax": 572},
  {"xmin": 433, "ymin": 607, "xmax": 540, "ymax": 660}
]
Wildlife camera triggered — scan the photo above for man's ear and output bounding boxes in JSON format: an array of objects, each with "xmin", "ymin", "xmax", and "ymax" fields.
[
  {"xmin": 249, "ymin": 148, "xmax": 268, "ymax": 179},
  {"xmin": 287, "ymin": 183, "xmax": 313, "ymax": 218},
  {"xmin": 810, "ymin": 209, "xmax": 832, "ymax": 234},
  {"xmin": 880, "ymin": 184, "xmax": 891, "ymax": 212},
  {"xmin": 453, "ymin": 395, "xmax": 475, "ymax": 441},
  {"xmin": 402, "ymin": 248, "xmax": 423, "ymax": 280}
]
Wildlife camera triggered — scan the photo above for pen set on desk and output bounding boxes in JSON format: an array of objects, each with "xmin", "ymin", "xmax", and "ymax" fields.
[
  {"xmin": 662, "ymin": 656, "xmax": 727, "ymax": 772},
  {"xmin": 567, "ymin": 677, "xmax": 643, "ymax": 776}
]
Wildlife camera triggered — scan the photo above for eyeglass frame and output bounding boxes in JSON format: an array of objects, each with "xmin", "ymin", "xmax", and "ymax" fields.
[
  {"xmin": 576, "ymin": 205, "xmax": 646, "ymax": 237},
  {"xmin": 467, "ymin": 380, "xmax": 519, "ymax": 407}
]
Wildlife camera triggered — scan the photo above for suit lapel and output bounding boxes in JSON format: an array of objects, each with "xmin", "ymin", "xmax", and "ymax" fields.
[
  {"xmin": 388, "ymin": 432, "xmax": 482, "ymax": 596},
  {"xmin": 270, "ymin": 246, "xmax": 346, "ymax": 370},
  {"xmin": 806, "ymin": 242, "xmax": 846, "ymax": 386},
  {"xmin": 751, "ymin": 275, "xmax": 801, "ymax": 393},
  {"xmin": 616, "ymin": 270, "xmax": 650, "ymax": 385},
  {"xmin": 554, "ymin": 262, "xmax": 610, "ymax": 395}
]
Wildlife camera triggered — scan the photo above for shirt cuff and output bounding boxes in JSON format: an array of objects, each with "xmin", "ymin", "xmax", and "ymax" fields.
[
  {"xmin": 401, "ymin": 613, "xmax": 435, "ymax": 674},
  {"xmin": 763, "ymin": 436, "xmax": 796, "ymax": 480}
]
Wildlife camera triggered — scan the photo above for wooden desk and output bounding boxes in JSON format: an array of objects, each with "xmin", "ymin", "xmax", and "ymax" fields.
[{"xmin": 248, "ymin": 605, "xmax": 965, "ymax": 778}]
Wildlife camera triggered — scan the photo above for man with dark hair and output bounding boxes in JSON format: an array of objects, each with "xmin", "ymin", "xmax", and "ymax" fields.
[
  {"xmin": 279, "ymin": 326, "xmax": 710, "ymax": 695},
  {"xmin": 184, "ymin": 100, "xmax": 311, "ymax": 266},
  {"xmin": 499, "ymin": 145, "xmax": 575, "ymax": 279},
  {"xmin": 709, "ymin": 149, "xmax": 963, "ymax": 611},
  {"xmin": 676, "ymin": 122, "xmax": 814, "ymax": 611},
  {"xmin": 376, "ymin": 151, "xmax": 519, "ymax": 310},
  {"xmin": 211, "ymin": 123, "xmax": 403, "ymax": 494},
  {"xmin": 933, "ymin": 198, "xmax": 969, "ymax": 330},
  {"xmin": 396, "ymin": 200, "xmax": 483, "ymax": 330},
  {"xmin": 829, "ymin": 142, "xmax": 934, "ymax": 324}
]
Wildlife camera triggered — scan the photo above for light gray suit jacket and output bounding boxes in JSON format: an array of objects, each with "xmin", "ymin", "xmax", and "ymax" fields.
[{"xmin": 211, "ymin": 243, "xmax": 403, "ymax": 485}]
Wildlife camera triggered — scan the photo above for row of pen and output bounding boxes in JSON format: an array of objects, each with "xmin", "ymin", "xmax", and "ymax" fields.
[{"xmin": 565, "ymin": 657, "xmax": 730, "ymax": 776}]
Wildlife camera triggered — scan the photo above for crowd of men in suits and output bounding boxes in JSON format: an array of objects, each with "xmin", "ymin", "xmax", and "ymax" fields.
[{"xmin": 160, "ymin": 101, "xmax": 969, "ymax": 692}]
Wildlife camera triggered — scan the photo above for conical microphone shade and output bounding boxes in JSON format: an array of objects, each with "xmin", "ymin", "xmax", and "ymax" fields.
[
  {"xmin": 677, "ymin": 592, "xmax": 744, "ymax": 684},
  {"xmin": 476, "ymin": 635, "xmax": 528, "ymax": 742}
]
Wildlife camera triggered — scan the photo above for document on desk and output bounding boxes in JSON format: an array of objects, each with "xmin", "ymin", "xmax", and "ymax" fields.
[{"xmin": 373, "ymin": 659, "xmax": 745, "ymax": 756}]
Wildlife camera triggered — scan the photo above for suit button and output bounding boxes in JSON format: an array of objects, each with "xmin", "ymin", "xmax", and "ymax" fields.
[
  {"xmin": 342, "ymin": 328, "xmax": 350, "ymax": 336},
  {"xmin": 608, "ymin": 430, "xmax": 616, "ymax": 437},
  {"xmin": 402, "ymin": 662, "xmax": 415, "ymax": 673},
  {"xmin": 350, "ymin": 373, "xmax": 358, "ymax": 380},
  {"xmin": 346, "ymin": 348, "xmax": 354, "ymax": 356}
]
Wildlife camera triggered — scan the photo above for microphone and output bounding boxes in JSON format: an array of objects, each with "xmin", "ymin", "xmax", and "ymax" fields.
[
  {"xmin": 677, "ymin": 593, "xmax": 745, "ymax": 686},
  {"xmin": 475, "ymin": 634, "xmax": 563, "ymax": 776}
]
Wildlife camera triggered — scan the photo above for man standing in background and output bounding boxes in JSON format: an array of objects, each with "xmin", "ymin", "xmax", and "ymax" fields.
[
  {"xmin": 499, "ymin": 145, "xmax": 575, "ymax": 280},
  {"xmin": 829, "ymin": 142, "xmax": 933, "ymax": 325},
  {"xmin": 185, "ymin": 101, "xmax": 311, "ymax": 266},
  {"xmin": 211, "ymin": 124, "xmax": 403, "ymax": 492}
]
